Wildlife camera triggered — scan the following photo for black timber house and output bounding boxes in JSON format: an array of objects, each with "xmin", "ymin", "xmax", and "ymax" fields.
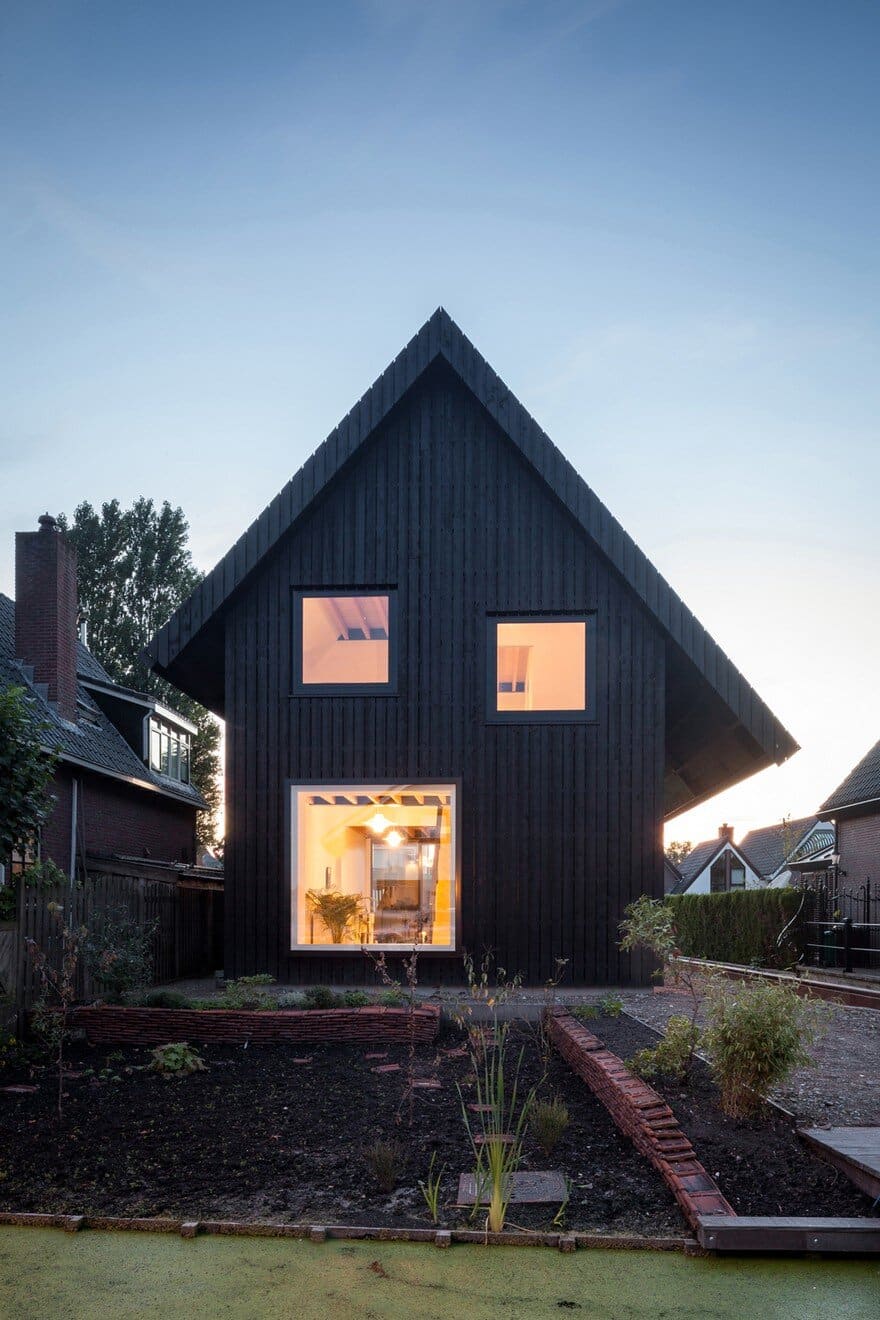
[{"xmin": 145, "ymin": 310, "xmax": 797, "ymax": 985}]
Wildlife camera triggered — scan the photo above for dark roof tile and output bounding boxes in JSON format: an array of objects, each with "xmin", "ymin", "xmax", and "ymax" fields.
[{"xmin": 0, "ymin": 593, "xmax": 204, "ymax": 808}]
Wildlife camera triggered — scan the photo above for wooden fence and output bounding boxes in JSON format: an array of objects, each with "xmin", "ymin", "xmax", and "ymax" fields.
[{"xmin": 8, "ymin": 859, "xmax": 223, "ymax": 1013}]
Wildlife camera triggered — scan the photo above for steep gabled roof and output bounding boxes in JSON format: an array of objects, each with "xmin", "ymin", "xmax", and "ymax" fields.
[
  {"xmin": 670, "ymin": 836, "xmax": 760, "ymax": 894},
  {"xmin": 0, "ymin": 593, "xmax": 204, "ymax": 808},
  {"xmin": 673, "ymin": 837, "xmax": 729, "ymax": 891},
  {"xmin": 739, "ymin": 815, "xmax": 819, "ymax": 880},
  {"xmin": 821, "ymin": 738, "xmax": 880, "ymax": 814},
  {"xmin": 143, "ymin": 308, "xmax": 797, "ymax": 814}
]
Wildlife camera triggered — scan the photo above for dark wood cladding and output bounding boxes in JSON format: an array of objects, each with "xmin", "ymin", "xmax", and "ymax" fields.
[{"xmin": 224, "ymin": 362, "xmax": 664, "ymax": 986}]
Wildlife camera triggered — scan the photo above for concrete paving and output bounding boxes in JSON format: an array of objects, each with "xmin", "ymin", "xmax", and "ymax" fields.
[{"xmin": 0, "ymin": 1228, "xmax": 878, "ymax": 1319}]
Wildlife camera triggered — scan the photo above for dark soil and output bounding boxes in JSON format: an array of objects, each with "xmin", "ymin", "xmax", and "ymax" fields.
[
  {"xmin": 596, "ymin": 1013, "xmax": 875, "ymax": 1218},
  {"xmin": 0, "ymin": 1024, "xmax": 685, "ymax": 1236}
]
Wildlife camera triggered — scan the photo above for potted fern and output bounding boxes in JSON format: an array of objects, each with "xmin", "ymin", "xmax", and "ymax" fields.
[{"xmin": 307, "ymin": 890, "xmax": 363, "ymax": 944}]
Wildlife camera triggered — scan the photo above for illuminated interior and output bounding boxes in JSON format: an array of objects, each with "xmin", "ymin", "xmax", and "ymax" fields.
[
  {"xmin": 495, "ymin": 620, "xmax": 586, "ymax": 712},
  {"xmin": 291, "ymin": 784, "xmax": 456, "ymax": 950},
  {"xmin": 301, "ymin": 594, "xmax": 390, "ymax": 686}
]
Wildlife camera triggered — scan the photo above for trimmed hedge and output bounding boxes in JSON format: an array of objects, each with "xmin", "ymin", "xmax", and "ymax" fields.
[{"xmin": 667, "ymin": 888, "xmax": 810, "ymax": 969}]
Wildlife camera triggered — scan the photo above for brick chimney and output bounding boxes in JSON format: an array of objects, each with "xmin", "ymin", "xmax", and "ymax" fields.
[
  {"xmin": 15, "ymin": 513, "xmax": 78, "ymax": 723},
  {"xmin": 718, "ymin": 823, "xmax": 735, "ymax": 842}
]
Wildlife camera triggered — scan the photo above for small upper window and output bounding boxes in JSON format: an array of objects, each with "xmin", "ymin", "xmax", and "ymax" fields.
[
  {"xmin": 295, "ymin": 592, "xmax": 395, "ymax": 692},
  {"xmin": 489, "ymin": 617, "xmax": 593, "ymax": 721},
  {"xmin": 149, "ymin": 717, "xmax": 191, "ymax": 784}
]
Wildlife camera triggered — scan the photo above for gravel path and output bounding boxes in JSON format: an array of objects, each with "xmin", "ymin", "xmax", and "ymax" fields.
[{"xmin": 617, "ymin": 985, "xmax": 880, "ymax": 1127}]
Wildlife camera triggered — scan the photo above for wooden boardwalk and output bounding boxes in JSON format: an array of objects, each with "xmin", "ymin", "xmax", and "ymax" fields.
[{"xmin": 800, "ymin": 1127, "xmax": 880, "ymax": 1200}]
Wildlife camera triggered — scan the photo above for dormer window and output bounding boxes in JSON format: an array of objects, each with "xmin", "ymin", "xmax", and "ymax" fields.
[{"xmin": 149, "ymin": 717, "xmax": 190, "ymax": 784}]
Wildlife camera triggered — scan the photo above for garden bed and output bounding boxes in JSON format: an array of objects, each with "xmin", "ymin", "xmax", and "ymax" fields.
[
  {"xmin": 591, "ymin": 1012, "xmax": 874, "ymax": 1219},
  {"xmin": 0, "ymin": 1023, "xmax": 684, "ymax": 1236}
]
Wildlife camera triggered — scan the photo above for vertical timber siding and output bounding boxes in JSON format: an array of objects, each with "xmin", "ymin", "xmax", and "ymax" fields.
[{"xmin": 225, "ymin": 364, "xmax": 664, "ymax": 985}]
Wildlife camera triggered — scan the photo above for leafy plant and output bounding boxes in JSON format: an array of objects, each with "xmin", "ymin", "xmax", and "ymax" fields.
[
  {"xmin": 628, "ymin": 1015, "xmax": 701, "ymax": 1082},
  {"xmin": 531, "ymin": 1096, "xmax": 570, "ymax": 1156},
  {"xmin": 379, "ymin": 988, "xmax": 405, "ymax": 1007},
  {"xmin": 27, "ymin": 904, "xmax": 87, "ymax": 1118},
  {"xmin": 84, "ymin": 908, "xmax": 157, "ymax": 1002},
  {"xmin": 598, "ymin": 994, "xmax": 623, "ymax": 1017},
  {"xmin": 149, "ymin": 1042, "xmax": 206, "ymax": 1076},
  {"xmin": 418, "ymin": 1151, "xmax": 445, "ymax": 1223},
  {"xmin": 0, "ymin": 684, "xmax": 59, "ymax": 867},
  {"xmin": 364, "ymin": 1139, "xmax": 404, "ymax": 1193},
  {"xmin": 343, "ymin": 989, "xmax": 370, "ymax": 1007},
  {"xmin": 702, "ymin": 978, "xmax": 821, "ymax": 1117},
  {"xmin": 307, "ymin": 890, "xmax": 363, "ymax": 943},
  {"xmin": 572, "ymin": 1003, "xmax": 599, "ymax": 1021},
  {"xmin": 276, "ymin": 992, "xmax": 306, "ymax": 1009},
  {"xmin": 619, "ymin": 895, "xmax": 702, "ymax": 1078},
  {"xmin": 302, "ymin": 984, "xmax": 342, "ymax": 1009}
]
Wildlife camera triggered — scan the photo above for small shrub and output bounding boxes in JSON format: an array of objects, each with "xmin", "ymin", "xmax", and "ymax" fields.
[
  {"xmin": 276, "ymin": 992, "xmax": 306, "ymax": 1009},
  {"xmin": 149, "ymin": 1042, "xmax": 206, "ymax": 1077},
  {"xmin": 572, "ymin": 1003, "xmax": 599, "ymax": 1021},
  {"xmin": 628, "ymin": 1015, "xmax": 700, "ymax": 1082},
  {"xmin": 303, "ymin": 985, "xmax": 342, "ymax": 1009},
  {"xmin": 189, "ymin": 997, "xmax": 222, "ymax": 1010},
  {"xmin": 598, "ymin": 994, "xmax": 623, "ymax": 1017},
  {"xmin": 84, "ymin": 908, "xmax": 157, "ymax": 1002},
  {"xmin": 418, "ymin": 1151, "xmax": 444, "ymax": 1223},
  {"xmin": 123, "ymin": 988, "xmax": 193, "ymax": 1009},
  {"xmin": 703, "ymin": 979, "xmax": 821, "ymax": 1117},
  {"xmin": 379, "ymin": 988, "xmax": 405, "ymax": 1007},
  {"xmin": 343, "ymin": 989, "xmax": 370, "ymax": 1007},
  {"xmin": 364, "ymin": 1139, "xmax": 403, "ymax": 1193},
  {"xmin": 222, "ymin": 977, "xmax": 275, "ymax": 1010},
  {"xmin": 531, "ymin": 1096, "xmax": 570, "ymax": 1156}
]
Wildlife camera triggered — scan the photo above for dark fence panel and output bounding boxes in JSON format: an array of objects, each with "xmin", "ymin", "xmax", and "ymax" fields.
[
  {"xmin": 13, "ymin": 863, "xmax": 223, "ymax": 1012},
  {"xmin": 797, "ymin": 872, "xmax": 880, "ymax": 974}
]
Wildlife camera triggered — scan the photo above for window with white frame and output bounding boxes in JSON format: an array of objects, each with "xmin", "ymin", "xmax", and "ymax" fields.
[{"xmin": 290, "ymin": 784, "xmax": 456, "ymax": 951}]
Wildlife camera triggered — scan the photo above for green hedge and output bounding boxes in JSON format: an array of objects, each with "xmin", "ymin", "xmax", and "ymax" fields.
[{"xmin": 667, "ymin": 888, "xmax": 810, "ymax": 969}]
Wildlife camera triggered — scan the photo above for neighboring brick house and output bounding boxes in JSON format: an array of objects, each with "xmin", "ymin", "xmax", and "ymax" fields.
[
  {"xmin": 0, "ymin": 515, "xmax": 205, "ymax": 883},
  {"xmin": 820, "ymin": 739, "xmax": 880, "ymax": 884}
]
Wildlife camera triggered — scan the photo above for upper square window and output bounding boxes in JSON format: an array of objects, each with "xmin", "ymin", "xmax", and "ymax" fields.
[
  {"xmin": 294, "ymin": 592, "xmax": 396, "ymax": 692},
  {"xmin": 489, "ymin": 616, "xmax": 594, "ymax": 721}
]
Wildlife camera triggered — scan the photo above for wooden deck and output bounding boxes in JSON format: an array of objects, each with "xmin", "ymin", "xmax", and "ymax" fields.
[
  {"xmin": 697, "ymin": 1214, "xmax": 880, "ymax": 1254},
  {"xmin": 799, "ymin": 1127, "xmax": 880, "ymax": 1200}
]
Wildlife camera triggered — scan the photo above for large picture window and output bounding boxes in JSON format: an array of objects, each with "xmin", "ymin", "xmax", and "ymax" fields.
[
  {"xmin": 294, "ymin": 592, "xmax": 395, "ymax": 692},
  {"xmin": 489, "ymin": 616, "xmax": 594, "ymax": 721},
  {"xmin": 291, "ymin": 784, "xmax": 456, "ymax": 951}
]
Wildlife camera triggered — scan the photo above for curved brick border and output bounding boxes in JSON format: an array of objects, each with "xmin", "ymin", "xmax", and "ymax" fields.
[
  {"xmin": 546, "ymin": 1008, "xmax": 735, "ymax": 1231},
  {"xmin": 69, "ymin": 1003, "xmax": 440, "ymax": 1046}
]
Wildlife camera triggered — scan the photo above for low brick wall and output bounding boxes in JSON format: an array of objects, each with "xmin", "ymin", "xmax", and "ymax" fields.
[
  {"xmin": 546, "ymin": 1009, "xmax": 734, "ymax": 1231},
  {"xmin": 70, "ymin": 1003, "xmax": 440, "ymax": 1047}
]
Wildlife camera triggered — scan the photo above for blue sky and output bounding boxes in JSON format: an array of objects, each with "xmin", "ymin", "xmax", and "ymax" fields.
[{"xmin": 1, "ymin": 0, "xmax": 878, "ymax": 845}]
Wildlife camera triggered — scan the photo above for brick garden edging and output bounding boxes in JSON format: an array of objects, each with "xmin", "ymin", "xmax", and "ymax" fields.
[
  {"xmin": 546, "ymin": 1008, "xmax": 735, "ymax": 1232},
  {"xmin": 69, "ymin": 1003, "xmax": 440, "ymax": 1047}
]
